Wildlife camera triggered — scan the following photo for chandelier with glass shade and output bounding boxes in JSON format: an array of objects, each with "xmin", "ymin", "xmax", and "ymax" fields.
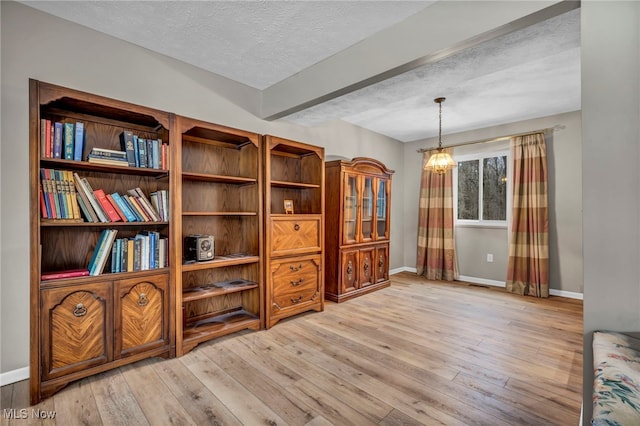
[{"xmin": 424, "ymin": 97, "xmax": 456, "ymax": 174}]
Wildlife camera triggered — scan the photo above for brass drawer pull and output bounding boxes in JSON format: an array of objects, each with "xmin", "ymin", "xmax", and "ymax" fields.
[
  {"xmin": 73, "ymin": 303, "xmax": 87, "ymax": 317},
  {"xmin": 294, "ymin": 223, "xmax": 300, "ymax": 231},
  {"xmin": 289, "ymin": 264, "xmax": 303, "ymax": 272},
  {"xmin": 138, "ymin": 293, "xmax": 149, "ymax": 306},
  {"xmin": 290, "ymin": 295, "xmax": 304, "ymax": 304},
  {"xmin": 290, "ymin": 278, "xmax": 304, "ymax": 287}
]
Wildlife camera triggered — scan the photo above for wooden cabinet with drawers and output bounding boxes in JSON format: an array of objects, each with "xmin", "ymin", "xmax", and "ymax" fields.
[
  {"xmin": 325, "ymin": 158, "xmax": 394, "ymax": 302},
  {"xmin": 264, "ymin": 136, "xmax": 324, "ymax": 328}
]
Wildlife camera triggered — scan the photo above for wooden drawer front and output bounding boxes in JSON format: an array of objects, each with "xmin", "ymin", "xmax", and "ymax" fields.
[
  {"xmin": 115, "ymin": 274, "xmax": 168, "ymax": 359},
  {"xmin": 271, "ymin": 257, "xmax": 321, "ymax": 313},
  {"xmin": 270, "ymin": 217, "xmax": 321, "ymax": 256},
  {"xmin": 41, "ymin": 283, "xmax": 112, "ymax": 381}
]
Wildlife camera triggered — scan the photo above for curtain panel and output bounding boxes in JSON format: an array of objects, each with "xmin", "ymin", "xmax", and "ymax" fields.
[
  {"xmin": 416, "ymin": 149, "xmax": 458, "ymax": 281},
  {"xmin": 506, "ymin": 133, "xmax": 549, "ymax": 297}
]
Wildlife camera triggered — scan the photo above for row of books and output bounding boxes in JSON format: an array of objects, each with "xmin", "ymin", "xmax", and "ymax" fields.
[
  {"xmin": 39, "ymin": 168, "xmax": 169, "ymax": 222},
  {"xmin": 39, "ymin": 169, "xmax": 81, "ymax": 220},
  {"xmin": 110, "ymin": 231, "xmax": 169, "ymax": 274},
  {"xmin": 40, "ymin": 119, "xmax": 84, "ymax": 161},
  {"xmin": 40, "ymin": 229, "xmax": 168, "ymax": 280},
  {"xmin": 120, "ymin": 131, "xmax": 168, "ymax": 170}
]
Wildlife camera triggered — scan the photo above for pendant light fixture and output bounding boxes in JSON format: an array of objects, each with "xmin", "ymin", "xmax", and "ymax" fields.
[{"xmin": 424, "ymin": 97, "xmax": 456, "ymax": 174}]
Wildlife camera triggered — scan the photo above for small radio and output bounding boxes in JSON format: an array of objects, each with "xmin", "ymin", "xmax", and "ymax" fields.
[{"xmin": 184, "ymin": 234, "xmax": 214, "ymax": 262}]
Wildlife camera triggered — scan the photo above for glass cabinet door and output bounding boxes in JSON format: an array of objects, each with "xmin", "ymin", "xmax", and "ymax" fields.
[
  {"xmin": 376, "ymin": 179, "xmax": 389, "ymax": 239},
  {"xmin": 361, "ymin": 176, "xmax": 373, "ymax": 241},
  {"xmin": 343, "ymin": 174, "xmax": 358, "ymax": 244}
]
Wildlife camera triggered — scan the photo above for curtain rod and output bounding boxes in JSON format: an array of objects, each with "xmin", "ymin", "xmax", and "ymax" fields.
[{"xmin": 415, "ymin": 125, "xmax": 563, "ymax": 153}]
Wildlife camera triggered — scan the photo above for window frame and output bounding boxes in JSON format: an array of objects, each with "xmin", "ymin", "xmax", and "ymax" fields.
[{"xmin": 453, "ymin": 150, "xmax": 511, "ymax": 229}]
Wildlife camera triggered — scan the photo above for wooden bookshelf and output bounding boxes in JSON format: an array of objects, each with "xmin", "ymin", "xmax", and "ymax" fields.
[
  {"xmin": 29, "ymin": 80, "xmax": 172, "ymax": 404},
  {"xmin": 264, "ymin": 135, "xmax": 325, "ymax": 328},
  {"xmin": 172, "ymin": 116, "xmax": 263, "ymax": 356}
]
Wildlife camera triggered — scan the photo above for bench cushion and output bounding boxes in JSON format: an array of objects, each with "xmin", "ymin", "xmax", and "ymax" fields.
[{"xmin": 592, "ymin": 331, "xmax": 640, "ymax": 426}]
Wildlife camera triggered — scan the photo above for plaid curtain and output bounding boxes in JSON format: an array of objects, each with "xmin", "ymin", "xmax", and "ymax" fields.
[
  {"xmin": 506, "ymin": 133, "xmax": 549, "ymax": 297},
  {"xmin": 416, "ymin": 149, "xmax": 458, "ymax": 281}
]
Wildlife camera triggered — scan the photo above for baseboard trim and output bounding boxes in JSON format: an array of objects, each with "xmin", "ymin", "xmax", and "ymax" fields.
[
  {"xmin": 458, "ymin": 275, "xmax": 583, "ymax": 299},
  {"xmin": 549, "ymin": 288, "xmax": 583, "ymax": 300},
  {"xmin": 0, "ymin": 367, "xmax": 29, "ymax": 386},
  {"xmin": 458, "ymin": 275, "xmax": 506, "ymax": 288},
  {"xmin": 390, "ymin": 266, "xmax": 416, "ymax": 275}
]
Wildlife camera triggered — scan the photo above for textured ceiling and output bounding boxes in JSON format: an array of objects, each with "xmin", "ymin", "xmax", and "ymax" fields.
[
  {"xmin": 286, "ymin": 8, "xmax": 581, "ymax": 141},
  {"xmin": 22, "ymin": 1, "xmax": 433, "ymax": 90},
  {"xmin": 21, "ymin": 1, "xmax": 581, "ymax": 143}
]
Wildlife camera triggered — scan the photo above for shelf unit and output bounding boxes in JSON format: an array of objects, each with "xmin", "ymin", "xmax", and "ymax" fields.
[
  {"xmin": 172, "ymin": 117, "xmax": 263, "ymax": 355},
  {"xmin": 29, "ymin": 80, "xmax": 172, "ymax": 404},
  {"xmin": 264, "ymin": 136, "xmax": 324, "ymax": 328},
  {"xmin": 325, "ymin": 157, "xmax": 394, "ymax": 303}
]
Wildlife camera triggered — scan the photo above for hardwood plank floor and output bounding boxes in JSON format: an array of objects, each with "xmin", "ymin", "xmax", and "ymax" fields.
[{"xmin": 1, "ymin": 272, "xmax": 583, "ymax": 425}]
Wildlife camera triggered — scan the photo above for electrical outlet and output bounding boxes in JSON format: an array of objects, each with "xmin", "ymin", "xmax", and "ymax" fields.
[{"xmin": 486, "ymin": 253, "xmax": 494, "ymax": 263}]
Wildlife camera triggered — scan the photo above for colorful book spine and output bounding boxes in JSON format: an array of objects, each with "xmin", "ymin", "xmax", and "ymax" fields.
[
  {"xmin": 89, "ymin": 229, "xmax": 117, "ymax": 276},
  {"xmin": 74, "ymin": 175, "xmax": 108, "ymax": 222},
  {"xmin": 106, "ymin": 193, "xmax": 128, "ymax": 222},
  {"xmin": 120, "ymin": 131, "xmax": 136, "ymax": 167},
  {"xmin": 53, "ymin": 170, "xmax": 66, "ymax": 218},
  {"xmin": 53, "ymin": 122, "xmax": 63, "ymax": 159},
  {"xmin": 87, "ymin": 229, "xmax": 109, "ymax": 274},
  {"xmin": 138, "ymin": 138, "xmax": 147, "ymax": 168},
  {"xmin": 120, "ymin": 196, "xmax": 144, "ymax": 222},
  {"xmin": 63, "ymin": 122, "xmax": 74, "ymax": 160},
  {"xmin": 93, "ymin": 189, "xmax": 122, "ymax": 222},
  {"xmin": 73, "ymin": 122, "xmax": 85, "ymax": 161},
  {"xmin": 126, "ymin": 239, "xmax": 134, "ymax": 272},
  {"xmin": 40, "ymin": 169, "xmax": 52, "ymax": 218},
  {"xmin": 110, "ymin": 193, "xmax": 137, "ymax": 222},
  {"xmin": 65, "ymin": 171, "xmax": 81, "ymax": 219},
  {"xmin": 41, "ymin": 269, "xmax": 90, "ymax": 281}
]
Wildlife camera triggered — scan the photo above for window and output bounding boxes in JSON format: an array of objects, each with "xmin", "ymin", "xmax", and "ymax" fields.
[{"xmin": 455, "ymin": 152, "xmax": 508, "ymax": 226}]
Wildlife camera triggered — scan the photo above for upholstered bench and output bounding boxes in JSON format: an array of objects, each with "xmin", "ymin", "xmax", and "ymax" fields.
[{"xmin": 592, "ymin": 331, "xmax": 640, "ymax": 425}]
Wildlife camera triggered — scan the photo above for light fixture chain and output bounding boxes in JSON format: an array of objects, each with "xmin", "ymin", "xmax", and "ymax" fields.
[{"xmin": 438, "ymin": 100, "xmax": 442, "ymax": 149}]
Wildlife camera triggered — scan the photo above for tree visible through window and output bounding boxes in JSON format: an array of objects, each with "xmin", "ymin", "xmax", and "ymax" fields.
[
  {"xmin": 457, "ymin": 160, "xmax": 479, "ymax": 220},
  {"xmin": 456, "ymin": 153, "xmax": 507, "ymax": 224}
]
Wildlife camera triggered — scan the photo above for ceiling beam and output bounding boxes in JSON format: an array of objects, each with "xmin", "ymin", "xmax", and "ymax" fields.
[{"xmin": 260, "ymin": 0, "xmax": 580, "ymax": 121}]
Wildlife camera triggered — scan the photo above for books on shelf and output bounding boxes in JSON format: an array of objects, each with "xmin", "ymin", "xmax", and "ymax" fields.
[
  {"xmin": 39, "ymin": 122, "xmax": 169, "ymax": 169},
  {"xmin": 86, "ymin": 147, "xmax": 129, "ymax": 166},
  {"xmin": 120, "ymin": 131, "xmax": 168, "ymax": 170},
  {"xmin": 39, "ymin": 168, "xmax": 82, "ymax": 221},
  {"xmin": 40, "ymin": 120, "xmax": 84, "ymax": 160},
  {"xmin": 88, "ymin": 229, "xmax": 118, "ymax": 276},
  {"xmin": 110, "ymin": 231, "xmax": 168, "ymax": 273},
  {"xmin": 40, "ymin": 169, "xmax": 167, "ymax": 224}
]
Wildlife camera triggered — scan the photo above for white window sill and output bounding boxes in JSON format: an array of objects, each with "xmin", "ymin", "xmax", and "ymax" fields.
[{"xmin": 455, "ymin": 221, "xmax": 508, "ymax": 229}]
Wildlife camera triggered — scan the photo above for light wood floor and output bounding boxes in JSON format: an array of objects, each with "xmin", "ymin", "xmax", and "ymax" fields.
[{"xmin": 1, "ymin": 272, "xmax": 583, "ymax": 425}]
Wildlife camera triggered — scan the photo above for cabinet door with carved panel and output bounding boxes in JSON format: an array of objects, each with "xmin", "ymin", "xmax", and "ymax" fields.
[
  {"xmin": 115, "ymin": 274, "xmax": 169, "ymax": 359},
  {"xmin": 340, "ymin": 249, "xmax": 359, "ymax": 294},
  {"xmin": 374, "ymin": 245, "xmax": 389, "ymax": 284},
  {"xmin": 358, "ymin": 247, "xmax": 375, "ymax": 288},
  {"xmin": 41, "ymin": 282, "xmax": 113, "ymax": 381}
]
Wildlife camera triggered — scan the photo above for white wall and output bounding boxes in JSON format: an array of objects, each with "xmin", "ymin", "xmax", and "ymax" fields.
[
  {"xmin": 0, "ymin": 2, "xmax": 404, "ymax": 376},
  {"xmin": 403, "ymin": 111, "xmax": 583, "ymax": 294},
  {"xmin": 582, "ymin": 2, "xmax": 640, "ymax": 423}
]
